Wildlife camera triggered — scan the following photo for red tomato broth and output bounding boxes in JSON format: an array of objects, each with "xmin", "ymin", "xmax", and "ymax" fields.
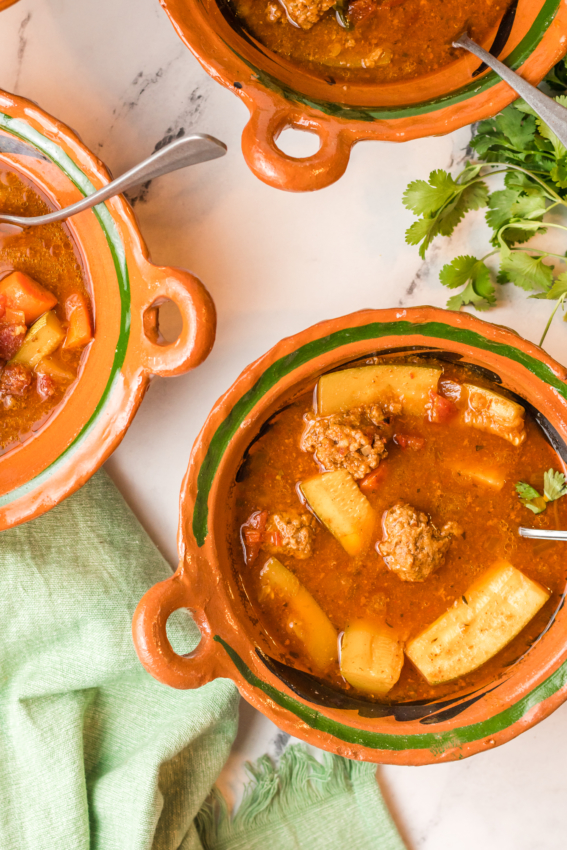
[
  {"xmin": 229, "ymin": 0, "xmax": 512, "ymax": 84},
  {"xmin": 0, "ymin": 166, "xmax": 92, "ymax": 453},
  {"xmin": 230, "ymin": 358, "xmax": 567, "ymax": 703}
]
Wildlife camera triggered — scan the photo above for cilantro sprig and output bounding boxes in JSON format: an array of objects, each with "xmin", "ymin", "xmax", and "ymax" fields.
[
  {"xmin": 516, "ymin": 469, "xmax": 567, "ymax": 514},
  {"xmin": 403, "ymin": 57, "xmax": 567, "ymax": 346}
]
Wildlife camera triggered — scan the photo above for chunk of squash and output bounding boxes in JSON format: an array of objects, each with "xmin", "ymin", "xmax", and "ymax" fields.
[
  {"xmin": 12, "ymin": 311, "xmax": 65, "ymax": 368},
  {"xmin": 341, "ymin": 618, "xmax": 404, "ymax": 695},
  {"xmin": 300, "ymin": 469, "xmax": 375, "ymax": 556},
  {"xmin": 462, "ymin": 384, "xmax": 526, "ymax": 446},
  {"xmin": 259, "ymin": 557, "xmax": 338, "ymax": 671},
  {"xmin": 0, "ymin": 271, "xmax": 57, "ymax": 324},
  {"xmin": 406, "ymin": 560, "xmax": 550, "ymax": 685},
  {"xmin": 317, "ymin": 364, "xmax": 442, "ymax": 417}
]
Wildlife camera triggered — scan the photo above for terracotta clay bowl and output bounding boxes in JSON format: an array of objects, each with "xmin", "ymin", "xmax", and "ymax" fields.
[
  {"xmin": 133, "ymin": 306, "xmax": 567, "ymax": 765},
  {"xmin": 0, "ymin": 90, "xmax": 216, "ymax": 529},
  {"xmin": 159, "ymin": 0, "xmax": 567, "ymax": 192},
  {"xmin": 0, "ymin": 1, "xmax": 20, "ymax": 10}
]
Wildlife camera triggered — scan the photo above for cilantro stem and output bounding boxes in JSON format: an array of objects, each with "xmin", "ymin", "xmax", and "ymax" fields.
[{"xmin": 539, "ymin": 293, "xmax": 567, "ymax": 346}]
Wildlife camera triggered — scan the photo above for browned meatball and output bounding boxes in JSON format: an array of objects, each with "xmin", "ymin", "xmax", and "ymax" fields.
[
  {"xmin": 378, "ymin": 502, "xmax": 462, "ymax": 582},
  {"xmin": 280, "ymin": 0, "xmax": 335, "ymax": 28},
  {"xmin": 301, "ymin": 404, "xmax": 388, "ymax": 480},
  {"xmin": 263, "ymin": 510, "xmax": 317, "ymax": 559}
]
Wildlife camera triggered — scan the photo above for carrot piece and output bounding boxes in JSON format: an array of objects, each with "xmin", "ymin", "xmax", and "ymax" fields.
[
  {"xmin": 359, "ymin": 465, "xmax": 386, "ymax": 494},
  {"xmin": 394, "ymin": 433, "xmax": 425, "ymax": 450},
  {"xmin": 63, "ymin": 292, "xmax": 93, "ymax": 350},
  {"xmin": 0, "ymin": 271, "xmax": 57, "ymax": 324}
]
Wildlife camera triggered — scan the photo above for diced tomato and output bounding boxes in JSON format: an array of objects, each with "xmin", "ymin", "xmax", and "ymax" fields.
[
  {"xmin": 241, "ymin": 509, "xmax": 268, "ymax": 565},
  {"xmin": 427, "ymin": 390, "xmax": 457, "ymax": 424},
  {"xmin": 0, "ymin": 271, "xmax": 57, "ymax": 324},
  {"xmin": 359, "ymin": 465, "xmax": 386, "ymax": 494},
  {"xmin": 63, "ymin": 292, "xmax": 93, "ymax": 350},
  {"xmin": 349, "ymin": 0, "xmax": 378, "ymax": 23},
  {"xmin": 0, "ymin": 320, "xmax": 26, "ymax": 360},
  {"xmin": 394, "ymin": 433, "xmax": 425, "ymax": 451}
]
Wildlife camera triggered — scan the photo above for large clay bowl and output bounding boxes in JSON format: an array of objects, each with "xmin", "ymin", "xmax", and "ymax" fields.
[
  {"xmin": 0, "ymin": 91, "xmax": 216, "ymax": 529},
  {"xmin": 134, "ymin": 306, "xmax": 567, "ymax": 765},
  {"xmin": 159, "ymin": 0, "xmax": 567, "ymax": 191}
]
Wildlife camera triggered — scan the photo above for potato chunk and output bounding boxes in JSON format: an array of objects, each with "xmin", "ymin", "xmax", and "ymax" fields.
[
  {"xmin": 340, "ymin": 618, "xmax": 404, "ymax": 695},
  {"xmin": 259, "ymin": 557, "xmax": 338, "ymax": 671},
  {"xmin": 447, "ymin": 459, "xmax": 506, "ymax": 491},
  {"xmin": 317, "ymin": 364, "xmax": 441, "ymax": 417},
  {"xmin": 12, "ymin": 311, "xmax": 64, "ymax": 369},
  {"xmin": 406, "ymin": 560, "xmax": 550, "ymax": 685},
  {"xmin": 300, "ymin": 469, "xmax": 376, "ymax": 556},
  {"xmin": 462, "ymin": 384, "xmax": 526, "ymax": 446}
]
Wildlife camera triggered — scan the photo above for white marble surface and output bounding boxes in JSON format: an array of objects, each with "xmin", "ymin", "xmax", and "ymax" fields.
[{"xmin": 1, "ymin": 1, "xmax": 567, "ymax": 846}]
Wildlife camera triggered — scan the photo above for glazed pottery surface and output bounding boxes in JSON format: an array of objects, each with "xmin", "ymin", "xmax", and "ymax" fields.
[
  {"xmin": 159, "ymin": 0, "xmax": 567, "ymax": 191},
  {"xmin": 0, "ymin": 1, "xmax": 19, "ymax": 10},
  {"xmin": 134, "ymin": 306, "xmax": 567, "ymax": 765},
  {"xmin": 0, "ymin": 90, "xmax": 216, "ymax": 529}
]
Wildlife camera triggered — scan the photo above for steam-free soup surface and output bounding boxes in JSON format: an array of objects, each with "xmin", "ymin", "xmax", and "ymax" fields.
[
  {"xmin": 230, "ymin": 358, "xmax": 567, "ymax": 703},
  {"xmin": 230, "ymin": 0, "xmax": 511, "ymax": 83}
]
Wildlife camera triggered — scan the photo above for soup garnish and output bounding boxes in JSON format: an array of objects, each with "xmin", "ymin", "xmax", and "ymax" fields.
[
  {"xmin": 0, "ymin": 167, "xmax": 93, "ymax": 451},
  {"xmin": 231, "ymin": 358, "xmax": 567, "ymax": 702}
]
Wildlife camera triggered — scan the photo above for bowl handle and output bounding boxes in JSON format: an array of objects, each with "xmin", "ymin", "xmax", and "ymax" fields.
[
  {"xmin": 132, "ymin": 569, "xmax": 222, "ymax": 689},
  {"xmin": 241, "ymin": 104, "xmax": 354, "ymax": 192},
  {"xmin": 138, "ymin": 264, "xmax": 217, "ymax": 377}
]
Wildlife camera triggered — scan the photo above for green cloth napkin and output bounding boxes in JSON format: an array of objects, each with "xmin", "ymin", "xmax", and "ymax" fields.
[{"xmin": 0, "ymin": 470, "xmax": 404, "ymax": 850}]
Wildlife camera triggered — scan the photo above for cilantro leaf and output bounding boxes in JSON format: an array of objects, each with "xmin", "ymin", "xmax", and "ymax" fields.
[
  {"xmin": 402, "ymin": 170, "xmax": 459, "ymax": 217},
  {"xmin": 498, "ymin": 253, "xmax": 554, "ymax": 292},
  {"xmin": 544, "ymin": 273, "xmax": 567, "ymax": 300},
  {"xmin": 516, "ymin": 481, "xmax": 541, "ymax": 501},
  {"xmin": 441, "ymin": 257, "xmax": 495, "ymax": 311},
  {"xmin": 437, "ymin": 181, "xmax": 489, "ymax": 236},
  {"xmin": 543, "ymin": 468, "xmax": 567, "ymax": 501},
  {"xmin": 524, "ymin": 501, "xmax": 546, "ymax": 515}
]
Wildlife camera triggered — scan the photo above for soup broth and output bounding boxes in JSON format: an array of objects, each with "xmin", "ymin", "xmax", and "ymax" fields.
[
  {"xmin": 230, "ymin": 358, "xmax": 567, "ymax": 703},
  {"xmin": 229, "ymin": 0, "xmax": 512, "ymax": 83}
]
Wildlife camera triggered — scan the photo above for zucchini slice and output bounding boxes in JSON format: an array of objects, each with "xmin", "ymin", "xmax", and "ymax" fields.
[
  {"xmin": 300, "ymin": 469, "xmax": 376, "ymax": 556},
  {"xmin": 317, "ymin": 364, "xmax": 442, "ymax": 417},
  {"xmin": 259, "ymin": 557, "xmax": 338, "ymax": 671},
  {"xmin": 13, "ymin": 310, "xmax": 65, "ymax": 369},
  {"xmin": 406, "ymin": 560, "xmax": 550, "ymax": 685},
  {"xmin": 462, "ymin": 384, "xmax": 526, "ymax": 446},
  {"xmin": 340, "ymin": 618, "xmax": 404, "ymax": 695}
]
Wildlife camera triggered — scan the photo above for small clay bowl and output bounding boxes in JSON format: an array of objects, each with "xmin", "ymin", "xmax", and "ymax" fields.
[
  {"xmin": 134, "ymin": 306, "xmax": 567, "ymax": 765},
  {"xmin": 159, "ymin": 0, "xmax": 567, "ymax": 191},
  {"xmin": 0, "ymin": 90, "xmax": 216, "ymax": 529},
  {"xmin": 0, "ymin": 1, "xmax": 20, "ymax": 10}
]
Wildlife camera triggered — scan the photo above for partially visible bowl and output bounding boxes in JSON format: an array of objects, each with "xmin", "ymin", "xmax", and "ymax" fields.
[
  {"xmin": 160, "ymin": 0, "xmax": 567, "ymax": 191},
  {"xmin": 134, "ymin": 306, "xmax": 567, "ymax": 765},
  {"xmin": 0, "ymin": 90, "xmax": 216, "ymax": 529},
  {"xmin": 0, "ymin": 1, "xmax": 20, "ymax": 10}
]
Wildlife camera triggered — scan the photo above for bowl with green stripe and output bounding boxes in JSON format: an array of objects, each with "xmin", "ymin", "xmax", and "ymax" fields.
[
  {"xmin": 134, "ymin": 305, "xmax": 567, "ymax": 764},
  {"xmin": 0, "ymin": 90, "xmax": 216, "ymax": 530},
  {"xmin": 159, "ymin": 0, "xmax": 567, "ymax": 191}
]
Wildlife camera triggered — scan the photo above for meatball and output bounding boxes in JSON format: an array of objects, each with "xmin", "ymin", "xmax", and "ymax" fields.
[
  {"xmin": 378, "ymin": 502, "xmax": 462, "ymax": 582},
  {"xmin": 280, "ymin": 0, "xmax": 335, "ymax": 29},
  {"xmin": 301, "ymin": 404, "xmax": 388, "ymax": 480},
  {"xmin": 263, "ymin": 510, "xmax": 317, "ymax": 560},
  {"xmin": 0, "ymin": 362, "xmax": 32, "ymax": 398}
]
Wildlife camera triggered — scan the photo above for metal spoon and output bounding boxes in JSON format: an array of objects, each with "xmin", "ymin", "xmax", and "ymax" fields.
[
  {"xmin": 0, "ymin": 133, "xmax": 227, "ymax": 227},
  {"xmin": 453, "ymin": 33, "xmax": 567, "ymax": 149},
  {"xmin": 519, "ymin": 527, "xmax": 567, "ymax": 540}
]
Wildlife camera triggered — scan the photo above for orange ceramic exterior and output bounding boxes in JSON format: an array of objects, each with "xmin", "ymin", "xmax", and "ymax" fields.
[
  {"xmin": 159, "ymin": 0, "xmax": 567, "ymax": 191},
  {"xmin": 134, "ymin": 307, "xmax": 567, "ymax": 764},
  {"xmin": 0, "ymin": 0, "xmax": 19, "ymax": 10},
  {"xmin": 0, "ymin": 91, "xmax": 216, "ymax": 529}
]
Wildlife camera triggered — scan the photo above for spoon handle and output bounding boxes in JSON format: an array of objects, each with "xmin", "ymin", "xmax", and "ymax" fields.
[
  {"xmin": 0, "ymin": 134, "xmax": 227, "ymax": 227},
  {"xmin": 453, "ymin": 34, "xmax": 567, "ymax": 148},
  {"xmin": 519, "ymin": 527, "xmax": 567, "ymax": 540}
]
